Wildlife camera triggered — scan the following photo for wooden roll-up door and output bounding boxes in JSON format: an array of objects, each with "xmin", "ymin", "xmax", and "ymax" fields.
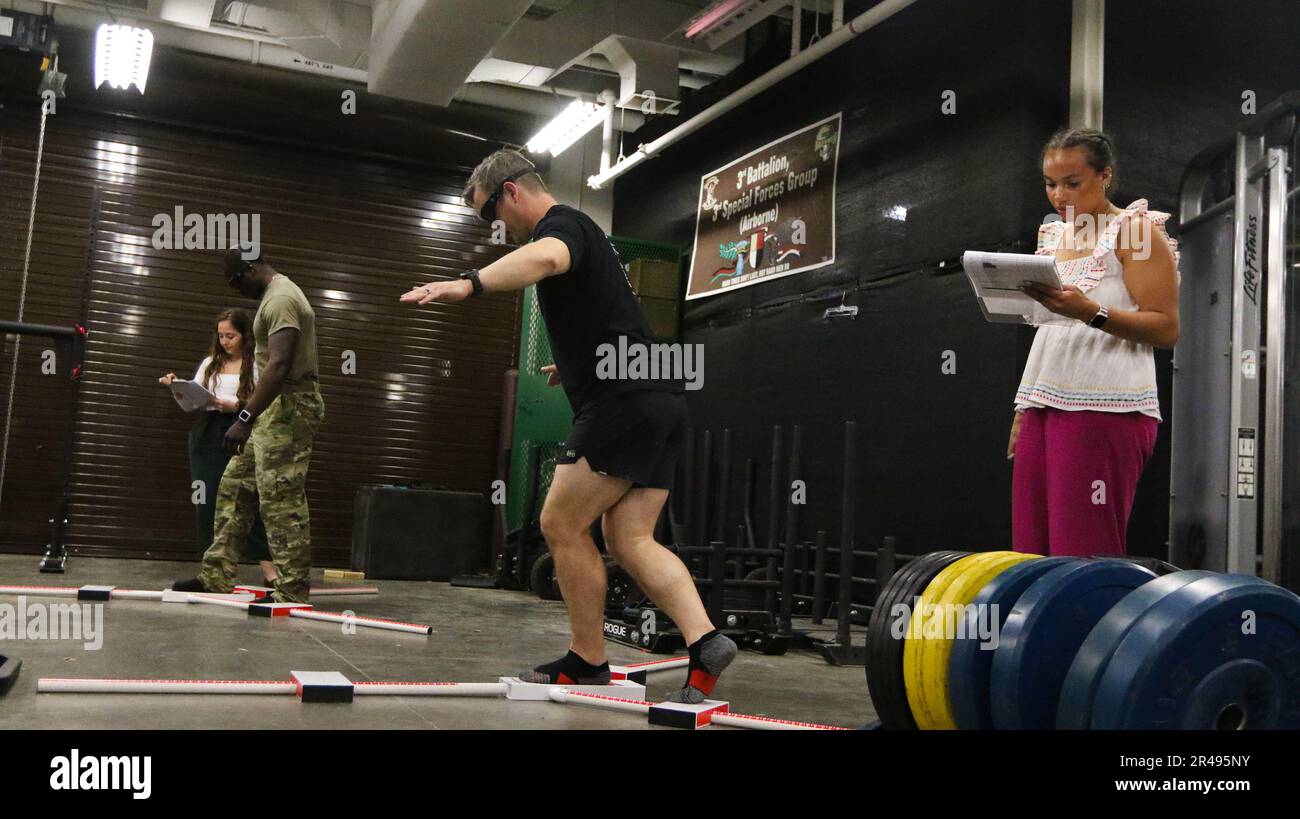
[{"xmin": 0, "ymin": 106, "xmax": 519, "ymax": 565}]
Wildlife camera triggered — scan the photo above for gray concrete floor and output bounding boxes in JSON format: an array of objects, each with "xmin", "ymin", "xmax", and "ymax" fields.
[{"xmin": 0, "ymin": 555, "xmax": 875, "ymax": 730}]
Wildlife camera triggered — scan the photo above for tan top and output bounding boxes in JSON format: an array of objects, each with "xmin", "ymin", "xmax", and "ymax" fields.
[{"xmin": 253, "ymin": 274, "xmax": 319, "ymax": 394}]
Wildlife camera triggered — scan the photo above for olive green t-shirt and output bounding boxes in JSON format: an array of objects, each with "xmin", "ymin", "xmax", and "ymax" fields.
[{"xmin": 253, "ymin": 274, "xmax": 319, "ymax": 394}]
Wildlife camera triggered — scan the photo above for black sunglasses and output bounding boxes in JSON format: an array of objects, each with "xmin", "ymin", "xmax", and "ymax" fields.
[
  {"xmin": 227, "ymin": 264, "xmax": 251, "ymax": 290},
  {"xmin": 479, "ymin": 169, "xmax": 534, "ymax": 223}
]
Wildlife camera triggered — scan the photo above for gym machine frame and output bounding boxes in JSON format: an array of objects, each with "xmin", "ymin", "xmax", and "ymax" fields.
[
  {"xmin": 1172, "ymin": 90, "xmax": 1298, "ymax": 585},
  {"xmin": 0, "ymin": 319, "xmax": 87, "ymax": 574}
]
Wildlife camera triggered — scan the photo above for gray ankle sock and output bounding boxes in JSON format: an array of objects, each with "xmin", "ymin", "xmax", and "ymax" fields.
[{"xmin": 666, "ymin": 632, "xmax": 737, "ymax": 704}]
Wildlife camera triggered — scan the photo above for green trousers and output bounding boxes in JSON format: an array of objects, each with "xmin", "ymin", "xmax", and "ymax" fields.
[{"xmin": 198, "ymin": 391, "xmax": 325, "ymax": 602}]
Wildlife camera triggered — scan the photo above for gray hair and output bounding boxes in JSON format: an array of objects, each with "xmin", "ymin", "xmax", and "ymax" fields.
[{"xmin": 462, "ymin": 149, "xmax": 545, "ymax": 207}]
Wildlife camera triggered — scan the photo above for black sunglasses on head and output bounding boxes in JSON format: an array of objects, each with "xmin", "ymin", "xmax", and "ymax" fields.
[{"xmin": 479, "ymin": 169, "xmax": 535, "ymax": 223}]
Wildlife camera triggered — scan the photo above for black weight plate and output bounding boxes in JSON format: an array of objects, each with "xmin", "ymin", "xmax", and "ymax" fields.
[
  {"xmin": 868, "ymin": 550, "xmax": 969, "ymax": 730},
  {"xmin": 866, "ymin": 556, "xmax": 934, "ymax": 727},
  {"xmin": 866, "ymin": 552, "xmax": 949, "ymax": 729}
]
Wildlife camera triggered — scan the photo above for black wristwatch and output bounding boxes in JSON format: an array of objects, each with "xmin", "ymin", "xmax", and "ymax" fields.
[
  {"xmin": 459, "ymin": 269, "xmax": 484, "ymax": 298},
  {"xmin": 238, "ymin": 409, "xmax": 254, "ymax": 424},
  {"xmin": 1088, "ymin": 304, "xmax": 1110, "ymax": 329}
]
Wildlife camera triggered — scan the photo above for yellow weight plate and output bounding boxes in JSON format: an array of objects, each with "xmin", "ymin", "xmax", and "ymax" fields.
[
  {"xmin": 916, "ymin": 551, "xmax": 1039, "ymax": 729},
  {"xmin": 902, "ymin": 552, "xmax": 1000, "ymax": 729}
]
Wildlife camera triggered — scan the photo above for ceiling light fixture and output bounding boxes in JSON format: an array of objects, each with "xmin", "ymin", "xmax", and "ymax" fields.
[
  {"xmin": 526, "ymin": 98, "xmax": 607, "ymax": 158},
  {"xmin": 94, "ymin": 24, "xmax": 154, "ymax": 94}
]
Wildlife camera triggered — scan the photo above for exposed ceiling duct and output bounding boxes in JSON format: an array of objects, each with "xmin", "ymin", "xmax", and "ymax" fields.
[
  {"xmin": 14, "ymin": 0, "xmax": 745, "ymax": 135},
  {"xmin": 158, "ymin": 0, "xmax": 219, "ymax": 28},
  {"xmin": 229, "ymin": 0, "xmax": 370, "ymax": 68},
  {"xmin": 591, "ymin": 35, "xmax": 681, "ymax": 114},
  {"xmin": 486, "ymin": 0, "xmax": 742, "ymax": 89},
  {"xmin": 367, "ymin": 0, "xmax": 533, "ymax": 107}
]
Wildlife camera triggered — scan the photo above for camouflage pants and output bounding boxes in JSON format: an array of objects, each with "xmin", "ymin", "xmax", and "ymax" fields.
[{"xmin": 199, "ymin": 391, "xmax": 324, "ymax": 602}]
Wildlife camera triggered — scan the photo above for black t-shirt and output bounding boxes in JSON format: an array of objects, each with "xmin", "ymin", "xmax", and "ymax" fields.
[{"xmin": 532, "ymin": 204, "xmax": 683, "ymax": 414}]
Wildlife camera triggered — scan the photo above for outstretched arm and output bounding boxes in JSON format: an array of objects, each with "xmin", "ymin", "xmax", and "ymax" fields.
[{"xmin": 400, "ymin": 238, "xmax": 572, "ymax": 305}]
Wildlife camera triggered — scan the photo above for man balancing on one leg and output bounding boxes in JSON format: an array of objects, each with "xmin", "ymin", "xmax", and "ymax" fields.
[
  {"xmin": 400, "ymin": 149, "xmax": 736, "ymax": 703},
  {"xmin": 174, "ymin": 247, "xmax": 325, "ymax": 604}
]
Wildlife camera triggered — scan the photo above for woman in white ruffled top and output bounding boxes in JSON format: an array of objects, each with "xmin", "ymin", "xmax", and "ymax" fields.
[{"xmin": 1009, "ymin": 128, "xmax": 1181, "ymax": 557}]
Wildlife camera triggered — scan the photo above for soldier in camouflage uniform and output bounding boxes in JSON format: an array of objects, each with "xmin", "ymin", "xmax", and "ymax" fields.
[{"xmin": 174, "ymin": 247, "xmax": 324, "ymax": 603}]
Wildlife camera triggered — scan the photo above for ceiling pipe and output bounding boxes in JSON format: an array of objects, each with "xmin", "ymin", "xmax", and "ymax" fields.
[
  {"xmin": 791, "ymin": 0, "xmax": 801, "ymax": 57},
  {"xmin": 587, "ymin": 0, "xmax": 918, "ymax": 190},
  {"xmin": 598, "ymin": 88, "xmax": 617, "ymax": 173},
  {"xmin": 455, "ymin": 82, "xmax": 644, "ymax": 132}
]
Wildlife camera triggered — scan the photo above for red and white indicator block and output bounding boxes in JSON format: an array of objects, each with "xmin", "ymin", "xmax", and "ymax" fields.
[{"xmin": 608, "ymin": 656, "xmax": 689, "ymax": 684}]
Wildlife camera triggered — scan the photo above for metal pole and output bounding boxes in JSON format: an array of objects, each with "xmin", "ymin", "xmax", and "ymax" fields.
[
  {"xmin": 836, "ymin": 421, "xmax": 857, "ymax": 648},
  {"xmin": 876, "ymin": 536, "xmax": 896, "ymax": 610},
  {"xmin": 779, "ymin": 425, "xmax": 803, "ymax": 635},
  {"xmin": 764, "ymin": 427, "xmax": 783, "ymax": 611},
  {"xmin": 811, "ymin": 530, "xmax": 828, "ymax": 624},
  {"xmin": 709, "ymin": 430, "xmax": 732, "ymax": 624},
  {"xmin": 733, "ymin": 525, "xmax": 747, "ymax": 580},
  {"xmin": 698, "ymin": 430, "xmax": 713, "ymax": 579},
  {"xmin": 791, "ymin": 0, "xmax": 803, "ymax": 57},
  {"xmin": 681, "ymin": 427, "xmax": 695, "ymax": 551},
  {"xmin": 517, "ymin": 444, "xmax": 541, "ymax": 588},
  {"xmin": 742, "ymin": 457, "xmax": 758, "ymax": 551},
  {"xmin": 714, "ymin": 429, "xmax": 732, "ymax": 545},
  {"xmin": 1262, "ymin": 145, "xmax": 1288, "ymax": 584}
]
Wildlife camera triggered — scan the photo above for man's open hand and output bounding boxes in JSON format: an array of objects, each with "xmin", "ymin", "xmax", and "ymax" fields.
[{"xmin": 400, "ymin": 279, "xmax": 473, "ymax": 305}]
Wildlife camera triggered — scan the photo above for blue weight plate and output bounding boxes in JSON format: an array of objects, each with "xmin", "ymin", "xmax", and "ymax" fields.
[
  {"xmin": 1091, "ymin": 574, "xmax": 1300, "ymax": 729},
  {"xmin": 1056, "ymin": 570, "xmax": 1216, "ymax": 729},
  {"xmin": 989, "ymin": 559, "xmax": 1156, "ymax": 729},
  {"xmin": 947, "ymin": 556, "xmax": 1079, "ymax": 730}
]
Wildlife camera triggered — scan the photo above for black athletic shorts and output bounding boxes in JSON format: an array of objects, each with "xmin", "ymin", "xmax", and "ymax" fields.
[{"xmin": 556, "ymin": 390, "xmax": 687, "ymax": 490}]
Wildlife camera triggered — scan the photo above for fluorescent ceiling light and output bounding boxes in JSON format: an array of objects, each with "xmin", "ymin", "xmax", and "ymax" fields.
[
  {"xmin": 685, "ymin": 0, "xmax": 751, "ymax": 39},
  {"xmin": 94, "ymin": 24, "xmax": 154, "ymax": 94},
  {"xmin": 526, "ymin": 98, "xmax": 606, "ymax": 157}
]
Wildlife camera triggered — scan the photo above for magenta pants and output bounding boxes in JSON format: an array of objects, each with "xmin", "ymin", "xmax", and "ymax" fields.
[{"xmin": 1011, "ymin": 408, "xmax": 1158, "ymax": 557}]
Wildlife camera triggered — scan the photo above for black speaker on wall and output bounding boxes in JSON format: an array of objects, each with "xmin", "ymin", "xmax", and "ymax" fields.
[{"xmin": 351, "ymin": 484, "xmax": 491, "ymax": 581}]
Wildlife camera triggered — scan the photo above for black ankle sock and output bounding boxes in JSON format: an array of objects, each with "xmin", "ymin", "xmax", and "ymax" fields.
[{"xmin": 529, "ymin": 651, "xmax": 610, "ymax": 685}]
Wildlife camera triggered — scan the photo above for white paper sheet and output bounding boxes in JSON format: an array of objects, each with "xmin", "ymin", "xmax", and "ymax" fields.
[
  {"xmin": 961, "ymin": 250, "xmax": 1074, "ymax": 326},
  {"xmin": 168, "ymin": 379, "xmax": 215, "ymax": 412}
]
